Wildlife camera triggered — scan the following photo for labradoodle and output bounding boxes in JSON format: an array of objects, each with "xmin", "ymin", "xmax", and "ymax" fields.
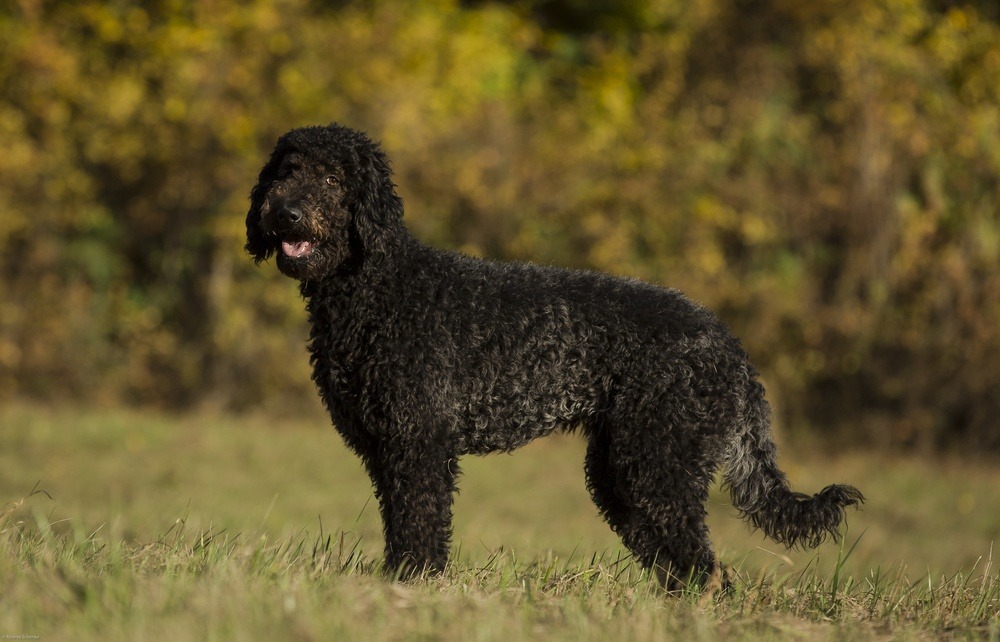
[{"xmin": 245, "ymin": 123, "xmax": 862, "ymax": 588}]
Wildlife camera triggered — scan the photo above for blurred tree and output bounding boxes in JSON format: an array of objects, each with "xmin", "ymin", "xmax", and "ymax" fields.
[{"xmin": 1, "ymin": 0, "xmax": 997, "ymax": 451}]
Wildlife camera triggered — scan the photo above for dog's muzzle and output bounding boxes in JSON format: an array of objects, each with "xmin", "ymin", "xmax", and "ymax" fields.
[{"xmin": 266, "ymin": 199, "xmax": 317, "ymax": 259}]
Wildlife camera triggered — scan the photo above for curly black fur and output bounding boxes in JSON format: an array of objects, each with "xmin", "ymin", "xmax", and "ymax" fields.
[{"xmin": 246, "ymin": 124, "xmax": 863, "ymax": 588}]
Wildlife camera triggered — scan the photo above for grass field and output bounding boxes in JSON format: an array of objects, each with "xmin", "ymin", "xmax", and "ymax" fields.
[{"xmin": 1, "ymin": 404, "xmax": 998, "ymax": 640}]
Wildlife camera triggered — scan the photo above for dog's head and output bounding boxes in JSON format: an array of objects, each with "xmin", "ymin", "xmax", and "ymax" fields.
[{"xmin": 245, "ymin": 124, "xmax": 403, "ymax": 281}]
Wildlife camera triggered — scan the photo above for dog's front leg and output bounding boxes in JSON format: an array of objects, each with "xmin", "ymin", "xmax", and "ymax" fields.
[{"xmin": 364, "ymin": 434, "xmax": 460, "ymax": 578}]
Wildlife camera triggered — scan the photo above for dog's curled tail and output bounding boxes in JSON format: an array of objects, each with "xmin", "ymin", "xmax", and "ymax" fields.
[{"xmin": 722, "ymin": 383, "xmax": 863, "ymax": 549}]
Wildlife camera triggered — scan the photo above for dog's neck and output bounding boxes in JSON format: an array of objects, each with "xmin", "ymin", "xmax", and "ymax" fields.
[{"xmin": 298, "ymin": 220, "xmax": 419, "ymax": 305}]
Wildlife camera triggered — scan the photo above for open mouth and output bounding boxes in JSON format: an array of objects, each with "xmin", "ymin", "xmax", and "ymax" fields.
[{"xmin": 280, "ymin": 238, "xmax": 315, "ymax": 259}]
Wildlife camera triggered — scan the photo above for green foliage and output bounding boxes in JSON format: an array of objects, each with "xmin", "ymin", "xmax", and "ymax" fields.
[{"xmin": 1, "ymin": 0, "xmax": 998, "ymax": 450}]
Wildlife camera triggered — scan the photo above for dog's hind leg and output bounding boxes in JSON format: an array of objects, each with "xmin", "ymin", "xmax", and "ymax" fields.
[
  {"xmin": 364, "ymin": 435, "xmax": 459, "ymax": 578},
  {"xmin": 605, "ymin": 424, "xmax": 723, "ymax": 591},
  {"xmin": 585, "ymin": 422, "xmax": 718, "ymax": 591},
  {"xmin": 584, "ymin": 422, "xmax": 630, "ymax": 532}
]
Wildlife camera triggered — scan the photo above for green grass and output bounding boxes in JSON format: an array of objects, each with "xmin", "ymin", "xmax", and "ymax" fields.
[{"xmin": 1, "ymin": 404, "xmax": 998, "ymax": 640}]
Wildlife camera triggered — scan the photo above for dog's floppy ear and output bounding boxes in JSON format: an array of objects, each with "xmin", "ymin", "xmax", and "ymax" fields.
[
  {"xmin": 245, "ymin": 146, "xmax": 285, "ymax": 264},
  {"xmin": 349, "ymin": 142, "xmax": 404, "ymax": 264}
]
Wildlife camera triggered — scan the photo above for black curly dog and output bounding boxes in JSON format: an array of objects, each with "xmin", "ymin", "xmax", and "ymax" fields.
[{"xmin": 245, "ymin": 124, "xmax": 863, "ymax": 589}]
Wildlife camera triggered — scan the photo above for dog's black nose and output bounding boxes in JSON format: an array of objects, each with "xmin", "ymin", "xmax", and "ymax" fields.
[{"xmin": 278, "ymin": 205, "xmax": 303, "ymax": 224}]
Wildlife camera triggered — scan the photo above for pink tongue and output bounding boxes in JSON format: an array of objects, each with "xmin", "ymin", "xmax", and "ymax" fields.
[{"xmin": 282, "ymin": 240, "xmax": 314, "ymax": 258}]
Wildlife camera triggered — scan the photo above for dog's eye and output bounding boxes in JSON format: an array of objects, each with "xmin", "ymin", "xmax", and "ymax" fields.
[{"xmin": 325, "ymin": 175, "xmax": 339, "ymax": 187}]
